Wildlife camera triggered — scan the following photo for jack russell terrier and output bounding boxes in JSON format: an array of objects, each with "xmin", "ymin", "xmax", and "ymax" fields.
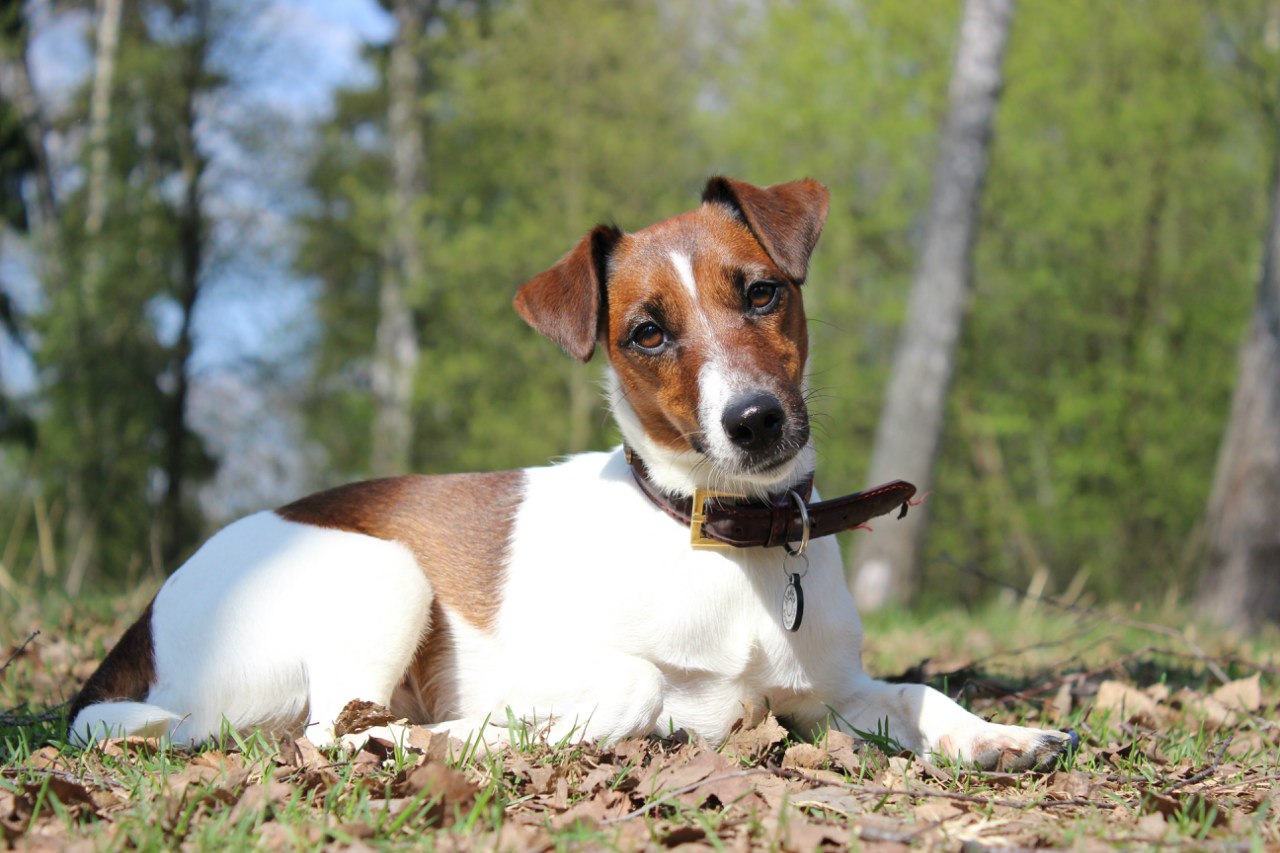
[{"xmin": 70, "ymin": 177, "xmax": 1074, "ymax": 771}]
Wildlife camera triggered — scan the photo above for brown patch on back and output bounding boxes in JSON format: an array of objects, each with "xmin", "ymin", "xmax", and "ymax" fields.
[
  {"xmin": 276, "ymin": 471, "xmax": 523, "ymax": 632},
  {"xmin": 68, "ymin": 599, "xmax": 157, "ymax": 724}
]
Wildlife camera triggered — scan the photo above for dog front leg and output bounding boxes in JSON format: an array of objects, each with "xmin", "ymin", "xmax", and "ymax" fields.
[
  {"xmin": 829, "ymin": 673, "xmax": 1074, "ymax": 771},
  {"xmin": 431, "ymin": 654, "xmax": 667, "ymax": 750}
]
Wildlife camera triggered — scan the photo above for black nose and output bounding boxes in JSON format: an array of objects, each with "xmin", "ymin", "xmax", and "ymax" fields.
[{"xmin": 722, "ymin": 393, "xmax": 786, "ymax": 452}]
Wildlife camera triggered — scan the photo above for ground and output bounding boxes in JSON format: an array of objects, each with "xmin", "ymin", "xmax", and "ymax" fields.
[{"xmin": 1, "ymin": 586, "xmax": 1278, "ymax": 851}]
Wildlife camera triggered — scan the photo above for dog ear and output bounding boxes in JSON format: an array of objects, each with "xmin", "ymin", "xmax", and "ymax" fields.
[
  {"xmin": 702, "ymin": 177, "xmax": 829, "ymax": 284},
  {"xmin": 514, "ymin": 224, "xmax": 623, "ymax": 363}
]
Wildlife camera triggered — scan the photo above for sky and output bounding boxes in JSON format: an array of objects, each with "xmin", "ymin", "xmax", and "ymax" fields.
[
  {"xmin": 3, "ymin": 0, "xmax": 392, "ymax": 386},
  {"xmin": 2, "ymin": 0, "xmax": 398, "ymax": 517}
]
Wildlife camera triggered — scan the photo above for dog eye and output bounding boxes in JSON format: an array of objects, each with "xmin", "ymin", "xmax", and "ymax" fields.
[
  {"xmin": 746, "ymin": 280, "xmax": 781, "ymax": 312},
  {"xmin": 631, "ymin": 322, "xmax": 666, "ymax": 351}
]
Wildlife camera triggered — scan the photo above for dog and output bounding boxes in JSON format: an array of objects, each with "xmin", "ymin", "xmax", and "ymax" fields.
[{"xmin": 70, "ymin": 177, "xmax": 1074, "ymax": 771}]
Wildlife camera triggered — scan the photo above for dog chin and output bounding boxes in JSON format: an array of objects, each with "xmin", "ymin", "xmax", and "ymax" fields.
[{"xmin": 710, "ymin": 446, "xmax": 812, "ymax": 497}]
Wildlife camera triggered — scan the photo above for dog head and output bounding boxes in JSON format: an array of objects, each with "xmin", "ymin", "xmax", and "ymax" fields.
[{"xmin": 515, "ymin": 177, "xmax": 829, "ymax": 498}]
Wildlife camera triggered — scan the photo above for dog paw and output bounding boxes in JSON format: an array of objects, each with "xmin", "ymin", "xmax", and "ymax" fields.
[{"xmin": 937, "ymin": 724, "xmax": 1077, "ymax": 772}]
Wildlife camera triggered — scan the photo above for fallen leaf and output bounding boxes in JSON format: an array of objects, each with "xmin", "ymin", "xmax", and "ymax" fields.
[
  {"xmin": 333, "ymin": 699, "xmax": 400, "ymax": 737},
  {"xmin": 1212, "ymin": 673, "xmax": 1262, "ymax": 712},
  {"xmin": 721, "ymin": 705, "xmax": 787, "ymax": 764},
  {"xmin": 1095, "ymin": 680, "xmax": 1162, "ymax": 727},
  {"xmin": 394, "ymin": 762, "xmax": 478, "ymax": 826},
  {"xmin": 782, "ymin": 743, "xmax": 827, "ymax": 770},
  {"xmin": 914, "ymin": 800, "xmax": 964, "ymax": 822},
  {"xmin": 790, "ymin": 785, "xmax": 862, "ymax": 817}
]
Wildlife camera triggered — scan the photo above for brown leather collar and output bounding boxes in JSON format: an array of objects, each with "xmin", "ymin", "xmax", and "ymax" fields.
[{"xmin": 626, "ymin": 449, "xmax": 917, "ymax": 550}]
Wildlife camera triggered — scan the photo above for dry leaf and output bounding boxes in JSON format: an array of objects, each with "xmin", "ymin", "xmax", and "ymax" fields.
[
  {"xmin": 782, "ymin": 743, "xmax": 827, "ymax": 770},
  {"xmin": 1050, "ymin": 680, "xmax": 1074, "ymax": 718},
  {"xmin": 914, "ymin": 800, "xmax": 964, "ymax": 822},
  {"xmin": 1095, "ymin": 680, "xmax": 1161, "ymax": 726},
  {"xmin": 394, "ymin": 762, "xmax": 478, "ymax": 826},
  {"xmin": 721, "ymin": 708, "xmax": 787, "ymax": 764},
  {"xmin": 333, "ymin": 699, "xmax": 400, "ymax": 737},
  {"xmin": 790, "ymin": 785, "xmax": 862, "ymax": 817},
  {"xmin": 822, "ymin": 730, "xmax": 864, "ymax": 774},
  {"xmin": 1211, "ymin": 673, "xmax": 1262, "ymax": 712}
]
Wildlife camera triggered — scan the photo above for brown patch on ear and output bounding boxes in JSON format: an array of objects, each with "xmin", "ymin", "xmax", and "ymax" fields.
[
  {"xmin": 701, "ymin": 177, "xmax": 829, "ymax": 284},
  {"xmin": 276, "ymin": 472, "xmax": 522, "ymax": 632},
  {"xmin": 514, "ymin": 224, "xmax": 623, "ymax": 362},
  {"xmin": 68, "ymin": 600, "xmax": 157, "ymax": 724}
]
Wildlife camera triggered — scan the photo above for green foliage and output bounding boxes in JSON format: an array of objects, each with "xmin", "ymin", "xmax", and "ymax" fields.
[
  {"xmin": 300, "ymin": 0, "xmax": 708, "ymax": 481},
  {"xmin": 925, "ymin": 0, "xmax": 1269, "ymax": 604}
]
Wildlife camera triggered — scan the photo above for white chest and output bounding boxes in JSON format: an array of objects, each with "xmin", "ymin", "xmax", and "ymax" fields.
[{"xmin": 488, "ymin": 451, "xmax": 862, "ymax": 713}]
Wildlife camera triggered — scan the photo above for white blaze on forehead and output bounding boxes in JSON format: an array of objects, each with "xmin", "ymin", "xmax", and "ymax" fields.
[{"xmin": 668, "ymin": 250, "xmax": 698, "ymax": 301}]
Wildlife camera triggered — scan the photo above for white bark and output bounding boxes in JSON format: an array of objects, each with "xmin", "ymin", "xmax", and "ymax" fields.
[
  {"xmin": 850, "ymin": 0, "xmax": 1014, "ymax": 608},
  {"xmin": 64, "ymin": 0, "xmax": 123, "ymax": 595},
  {"xmin": 1198, "ymin": 124, "xmax": 1280, "ymax": 628},
  {"xmin": 371, "ymin": 0, "xmax": 430, "ymax": 477}
]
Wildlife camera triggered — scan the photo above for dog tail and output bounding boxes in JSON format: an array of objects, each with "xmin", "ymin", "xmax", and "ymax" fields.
[
  {"xmin": 69, "ymin": 701, "xmax": 182, "ymax": 746},
  {"xmin": 66, "ymin": 598, "xmax": 176, "ymax": 747}
]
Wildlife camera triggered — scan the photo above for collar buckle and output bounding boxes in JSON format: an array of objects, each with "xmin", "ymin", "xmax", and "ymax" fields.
[{"xmin": 690, "ymin": 487, "xmax": 745, "ymax": 549}]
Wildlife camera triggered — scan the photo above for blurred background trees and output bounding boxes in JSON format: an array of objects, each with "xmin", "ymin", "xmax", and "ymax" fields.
[{"xmin": 0, "ymin": 0, "xmax": 1277, "ymax": 628}]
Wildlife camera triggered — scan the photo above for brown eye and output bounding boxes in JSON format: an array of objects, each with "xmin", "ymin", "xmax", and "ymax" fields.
[
  {"xmin": 746, "ymin": 281, "xmax": 781, "ymax": 312},
  {"xmin": 632, "ymin": 322, "xmax": 666, "ymax": 351}
]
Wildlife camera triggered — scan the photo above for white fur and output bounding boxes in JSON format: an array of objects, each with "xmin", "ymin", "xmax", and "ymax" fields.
[
  {"xmin": 71, "ymin": 512, "xmax": 432, "ymax": 747},
  {"xmin": 668, "ymin": 250, "xmax": 699, "ymax": 303}
]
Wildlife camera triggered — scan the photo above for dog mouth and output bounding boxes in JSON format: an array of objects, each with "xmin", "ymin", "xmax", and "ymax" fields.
[{"xmin": 691, "ymin": 412, "xmax": 810, "ymax": 479}]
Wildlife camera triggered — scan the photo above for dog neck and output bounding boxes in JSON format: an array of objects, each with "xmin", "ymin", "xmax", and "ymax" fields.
[{"xmin": 606, "ymin": 369, "xmax": 816, "ymax": 501}]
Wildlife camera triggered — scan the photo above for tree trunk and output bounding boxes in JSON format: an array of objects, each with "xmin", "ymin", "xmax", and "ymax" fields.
[
  {"xmin": 849, "ymin": 0, "xmax": 1014, "ymax": 609},
  {"xmin": 0, "ymin": 25, "xmax": 58, "ymax": 236},
  {"xmin": 63, "ymin": 0, "xmax": 123, "ymax": 595},
  {"xmin": 158, "ymin": 0, "xmax": 210, "ymax": 568},
  {"xmin": 1198, "ymin": 121, "xmax": 1280, "ymax": 628},
  {"xmin": 82, "ymin": 0, "xmax": 123, "ymax": 309},
  {"xmin": 370, "ymin": 0, "xmax": 431, "ymax": 476}
]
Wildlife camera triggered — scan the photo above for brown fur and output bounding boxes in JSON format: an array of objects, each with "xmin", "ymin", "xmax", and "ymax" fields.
[
  {"xmin": 602, "ymin": 204, "xmax": 811, "ymax": 454},
  {"xmin": 67, "ymin": 599, "xmax": 157, "ymax": 724},
  {"xmin": 275, "ymin": 471, "xmax": 524, "ymax": 632},
  {"xmin": 390, "ymin": 600, "xmax": 459, "ymax": 723}
]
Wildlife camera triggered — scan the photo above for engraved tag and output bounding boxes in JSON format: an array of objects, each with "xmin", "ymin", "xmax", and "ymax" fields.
[{"xmin": 782, "ymin": 572, "xmax": 804, "ymax": 632}]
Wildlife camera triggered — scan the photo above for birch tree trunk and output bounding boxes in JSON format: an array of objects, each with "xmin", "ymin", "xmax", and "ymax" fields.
[
  {"xmin": 1197, "ymin": 120, "xmax": 1280, "ymax": 628},
  {"xmin": 370, "ymin": 0, "xmax": 431, "ymax": 477},
  {"xmin": 849, "ymin": 0, "xmax": 1014, "ymax": 609},
  {"xmin": 157, "ymin": 0, "xmax": 210, "ymax": 568},
  {"xmin": 64, "ymin": 0, "xmax": 123, "ymax": 595}
]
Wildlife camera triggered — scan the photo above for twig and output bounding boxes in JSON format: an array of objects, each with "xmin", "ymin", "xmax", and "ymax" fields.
[
  {"xmin": 1202, "ymin": 771, "xmax": 1280, "ymax": 794},
  {"xmin": 0, "ymin": 708, "xmax": 64, "ymax": 727},
  {"xmin": 779, "ymin": 768, "xmax": 1120, "ymax": 811},
  {"xmin": 1161, "ymin": 735, "xmax": 1233, "ymax": 795},
  {"xmin": 601, "ymin": 769, "xmax": 771, "ymax": 824},
  {"xmin": 0, "ymin": 630, "xmax": 39, "ymax": 676},
  {"xmin": 2, "ymin": 765, "xmax": 131, "ymax": 792},
  {"xmin": 941, "ymin": 557, "xmax": 1232, "ymax": 684}
]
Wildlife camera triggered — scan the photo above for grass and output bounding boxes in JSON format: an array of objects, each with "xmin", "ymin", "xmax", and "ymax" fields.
[{"xmin": 2, "ymin": 583, "xmax": 1278, "ymax": 850}]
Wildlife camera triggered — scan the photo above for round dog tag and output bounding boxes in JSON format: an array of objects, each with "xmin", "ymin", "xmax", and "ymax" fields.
[{"xmin": 782, "ymin": 573, "xmax": 804, "ymax": 632}]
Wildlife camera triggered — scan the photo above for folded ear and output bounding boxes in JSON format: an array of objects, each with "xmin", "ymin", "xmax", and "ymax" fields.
[
  {"xmin": 702, "ymin": 177, "xmax": 829, "ymax": 284},
  {"xmin": 514, "ymin": 224, "xmax": 623, "ymax": 363}
]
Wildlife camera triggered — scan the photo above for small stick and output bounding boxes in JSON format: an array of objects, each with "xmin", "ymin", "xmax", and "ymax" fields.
[
  {"xmin": 1161, "ymin": 735, "xmax": 1233, "ymax": 795},
  {"xmin": 0, "ymin": 630, "xmax": 39, "ymax": 676}
]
